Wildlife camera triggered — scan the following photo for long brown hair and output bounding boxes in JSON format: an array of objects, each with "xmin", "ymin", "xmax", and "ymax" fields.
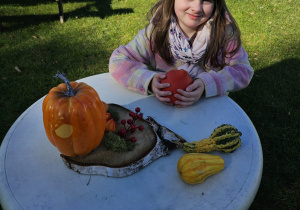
[{"xmin": 146, "ymin": 0, "xmax": 241, "ymax": 68}]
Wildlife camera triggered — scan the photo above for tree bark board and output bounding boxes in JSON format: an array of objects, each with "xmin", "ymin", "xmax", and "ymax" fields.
[{"xmin": 61, "ymin": 104, "xmax": 186, "ymax": 177}]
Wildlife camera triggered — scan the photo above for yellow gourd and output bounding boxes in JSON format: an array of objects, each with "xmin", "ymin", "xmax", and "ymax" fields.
[{"xmin": 177, "ymin": 153, "xmax": 225, "ymax": 184}]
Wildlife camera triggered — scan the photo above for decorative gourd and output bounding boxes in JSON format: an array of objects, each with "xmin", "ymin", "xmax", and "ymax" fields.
[
  {"xmin": 102, "ymin": 101, "xmax": 108, "ymax": 111},
  {"xmin": 177, "ymin": 153, "xmax": 225, "ymax": 184},
  {"xmin": 161, "ymin": 69, "xmax": 193, "ymax": 104},
  {"xmin": 105, "ymin": 113, "xmax": 116, "ymax": 132},
  {"xmin": 42, "ymin": 72, "xmax": 106, "ymax": 157},
  {"xmin": 182, "ymin": 124, "xmax": 242, "ymax": 153}
]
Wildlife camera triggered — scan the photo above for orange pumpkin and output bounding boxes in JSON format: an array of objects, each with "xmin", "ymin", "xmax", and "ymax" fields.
[
  {"xmin": 161, "ymin": 69, "xmax": 193, "ymax": 104},
  {"xmin": 42, "ymin": 73, "xmax": 106, "ymax": 157}
]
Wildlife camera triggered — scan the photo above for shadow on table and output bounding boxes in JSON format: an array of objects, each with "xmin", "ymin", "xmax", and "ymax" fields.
[
  {"xmin": 230, "ymin": 58, "xmax": 300, "ymax": 209},
  {"xmin": 0, "ymin": 0, "xmax": 133, "ymax": 32}
]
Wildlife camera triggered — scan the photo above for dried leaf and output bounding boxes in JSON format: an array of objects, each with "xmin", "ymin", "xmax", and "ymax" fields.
[{"xmin": 15, "ymin": 66, "xmax": 21, "ymax": 72}]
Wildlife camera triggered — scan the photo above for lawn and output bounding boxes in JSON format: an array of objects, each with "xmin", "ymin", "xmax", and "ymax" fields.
[{"xmin": 1, "ymin": 0, "xmax": 300, "ymax": 209}]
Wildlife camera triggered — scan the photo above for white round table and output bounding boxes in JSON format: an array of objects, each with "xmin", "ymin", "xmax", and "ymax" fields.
[{"xmin": 0, "ymin": 73, "xmax": 263, "ymax": 210}]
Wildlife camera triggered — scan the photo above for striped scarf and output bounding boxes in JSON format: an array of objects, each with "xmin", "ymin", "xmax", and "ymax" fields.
[{"xmin": 169, "ymin": 16, "xmax": 212, "ymax": 64}]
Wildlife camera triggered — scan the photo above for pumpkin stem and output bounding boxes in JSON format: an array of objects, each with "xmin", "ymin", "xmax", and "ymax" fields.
[{"xmin": 54, "ymin": 71, "xmax": 76, "ymax": 97}]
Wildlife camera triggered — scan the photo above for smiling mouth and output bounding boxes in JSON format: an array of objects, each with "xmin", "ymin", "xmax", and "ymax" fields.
[{"xmin": 188, "ymin": 14, "xmax": 201, "ymax": 20}]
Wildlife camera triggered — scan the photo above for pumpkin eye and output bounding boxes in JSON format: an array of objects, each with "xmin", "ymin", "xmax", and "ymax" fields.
[{"xmin": 55, "ymin": 124, "xmax": 73, "ymax": 138}]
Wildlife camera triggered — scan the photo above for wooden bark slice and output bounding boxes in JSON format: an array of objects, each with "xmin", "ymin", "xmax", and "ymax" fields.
[{"xmin": 61, "ymin": 104, "xmax": 186, "ymax": 177}]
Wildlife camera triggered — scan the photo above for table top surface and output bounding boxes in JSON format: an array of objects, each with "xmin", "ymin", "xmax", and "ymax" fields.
[{"xmin": 0, "ymin": 73, "xmax": 263, "ymax": 210}]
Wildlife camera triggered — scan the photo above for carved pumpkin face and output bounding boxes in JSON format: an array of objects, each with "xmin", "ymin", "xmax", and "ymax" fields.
[
  {"xmin": 161, "ymin": 69, "xmax": 193, "ymax": 104},
  {"xmin": 42, "ymin": 79, "xmax": 106, "ymax": 157}
]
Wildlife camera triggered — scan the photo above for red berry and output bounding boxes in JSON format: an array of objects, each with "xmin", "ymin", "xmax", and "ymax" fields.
[
  {"xmin": 131, "ymin": 124, "xmax": 137, "ymax": 130},
  {"xmin": 131, "ymin": 113, "xmax": 137, "ymax": 119},
  {"xmin": 119, "ymin": 128, "xmax": 126, "ymax": 137},
  {"xmin": 121, "ymin": 119, "xmax": 126, "ymax": 125},
  {"xmin": 138, "ymin": 113, "xmax": 143, "ymax": 119},
  {"xmin": 127, "ymin": 119, "xmax": 133, "ymax": 124},
  {"xmin": 130, "ymin": 125, "xmax": 137, "ymax": 133},
  {"xmin": 130, "ymin": 137, "xmax": 137, "ymax": 142},
  {"xmin": 135, "ymin": 107, "xmax": 141, "ymax": 113},
  {"xmin": 138, "ymin": 125, "xmax": 144, "ymax": 131},
  {"xmin": 129, "ymin": 111, "xmax": 135, "ymax": 117}
]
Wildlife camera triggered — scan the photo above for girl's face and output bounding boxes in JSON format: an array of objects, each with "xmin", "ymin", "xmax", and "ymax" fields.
[{"xmin": 174, "ymin": 0, "xmax": 215, "ymax": 37}]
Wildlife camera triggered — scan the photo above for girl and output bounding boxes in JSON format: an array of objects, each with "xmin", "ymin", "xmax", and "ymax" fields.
[{"xmin": 109, "ymin": 0, "xmax": 253, "ymax": 107}]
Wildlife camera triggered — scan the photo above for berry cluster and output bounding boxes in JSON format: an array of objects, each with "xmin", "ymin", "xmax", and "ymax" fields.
[{"xmin": 118, "ymin": 107, "xmax": 144, "ymax": 142}]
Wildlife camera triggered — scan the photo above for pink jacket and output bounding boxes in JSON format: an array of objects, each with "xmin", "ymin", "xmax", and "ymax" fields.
[{"xmin": 109, "ymin": 24, "xmax": 253, "ymax": 97}]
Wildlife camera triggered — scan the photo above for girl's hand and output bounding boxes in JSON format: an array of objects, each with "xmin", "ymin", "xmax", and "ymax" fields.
[
  {"xmin": 150, "ymin": 73, "xmax": 173, "ymax": 106},
  {"xmin": 174, "ymin": 78, "xmax": 205, "ymax": 108}
]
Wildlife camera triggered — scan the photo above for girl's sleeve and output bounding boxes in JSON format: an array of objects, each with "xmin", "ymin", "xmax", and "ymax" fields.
[
  {"xmin": 109, "ymin": 26, "xmax": 158, "ymax": 95},
  {"xmin": 197, "ymin": 44, "xmax": 254, "ymax": 97}
]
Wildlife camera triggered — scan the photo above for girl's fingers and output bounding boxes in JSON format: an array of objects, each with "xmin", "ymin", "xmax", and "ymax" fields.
[
  {"xmin": 152, "ymin": 72, "xmax": 205, "ymax": 107},
  {"xmin": 152, "ymin": 73, "xmax": 170, "ymax": 90},
  {"xmin": 186, "ymin": 78, "xmax": 204, "ymax": 92},
  {"xmin": 158, "ymin": 82, "xmax": 171, "ymax": 89},
  {"xmin": 156, "ymin": 94, "xmax": 172, "ymax": 103},
  {"xmin": 175, "ymin": 90, "xmax": 197, "ymax": 101},
  {"xmin": 159, "ymin": 74, "xmax": 166, "ymax": 79},
  {"xmin": 155, "ymin": 90, "xmax": 172, "ymax": 98},
  {"xmin": 174, "ymin": 94, "xmax": 195, "ymax": 103},
  {"xmin": 174, "ymin": 86, "xmax": 204, "ymax": 107}
]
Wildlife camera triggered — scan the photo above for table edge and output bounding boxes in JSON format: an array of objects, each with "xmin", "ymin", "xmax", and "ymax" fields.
[
  {"xmin": 223, "ymin": 96, "xmax": 263, "ymax": 209},
  {"xmin": 1, "ymin": 97, "xmax": 45, "ymax": 210}
]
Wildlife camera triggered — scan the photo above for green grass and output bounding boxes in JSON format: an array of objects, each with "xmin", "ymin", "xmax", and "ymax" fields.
[{"xmin": 0, "ymin": 0, "xmax": 300, "ymax": 209}]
